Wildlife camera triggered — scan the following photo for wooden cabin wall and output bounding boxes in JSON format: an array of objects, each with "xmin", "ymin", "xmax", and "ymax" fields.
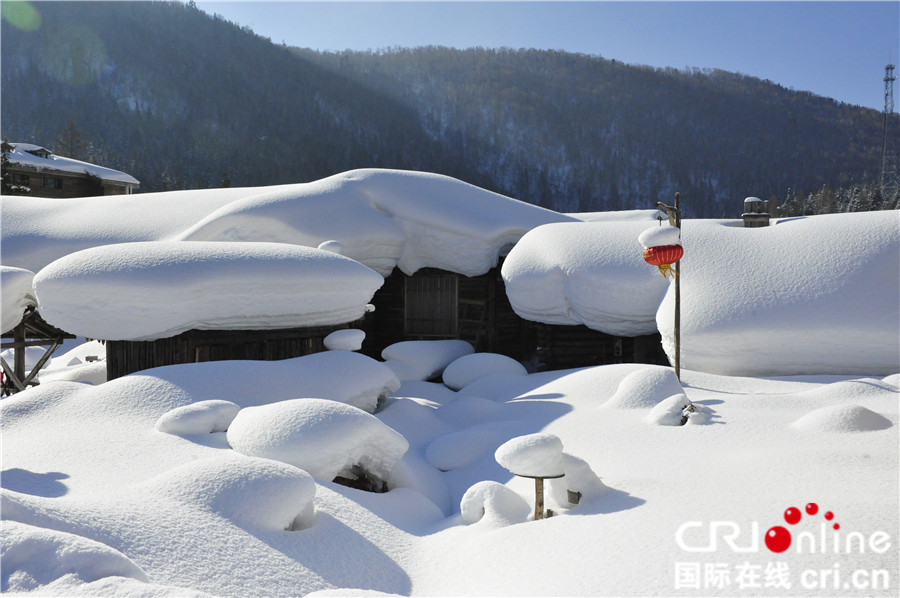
[
  {"xmin": 360, "ymin": 266, "xmax": 533, "ymax": 361},
  {"xmin": 530, "ymin": 324, "xmax": 669, "ymax": 370},
  {"xmin": 106, "ymin": 324, "xmax": 348, "ymax": 380}
]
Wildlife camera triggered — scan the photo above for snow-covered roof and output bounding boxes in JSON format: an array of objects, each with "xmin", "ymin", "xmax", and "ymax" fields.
[
  {"xmin": 657, "ymin": 212, "xmax": 899, "ymax": 376},
  {"xmin": 1, "ymin": 168, "xmax": 575, "ymax": 276},
  {"xmin": 503, "ymin": 211, "xmax": 898, "ymax": 376},
  {"xmin": 501, "ymin": 220, "xmax": 671, "ymax": 336},
  {"xmin": 32, "ymin": 241, "xmax": 384, "ymax": 341},
  {"xmin": 6, "ymin": 142, "xmax": 140, "ymax": 185}
]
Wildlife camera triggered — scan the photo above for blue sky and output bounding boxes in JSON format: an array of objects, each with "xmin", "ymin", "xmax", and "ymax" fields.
[{"xmin": 195, "ymin": 1, "xmax": 899, "ymax": 112}]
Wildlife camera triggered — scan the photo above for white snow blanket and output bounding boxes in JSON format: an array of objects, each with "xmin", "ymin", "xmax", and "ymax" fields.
[
  {"xmin": 382, "ymin": 339, "xmax": 474, "ymax": 381},
  {"xmin": 2, "ymin": 168, "xmax": 574, "ymax": 276},
  {"xmin": 501, "ymin": 221, "xmax": 671, "ymax": 336},
  {"xmin": 226, "ymin": 398, "xmax": 409, "ymax": 482},
  {"xmin": 657, "ymin": 212, "xmax": 900, "ymax": 376},
  {"xmin": 32, "ymin": 241, "xmax": 384, "ymax": 341},
  {"xmin": 137, "ymin": 351, "xmax": 401, "ymax": 414},
  {"xmin": 1, "ymin": 266, "xmax": 36, "ymax": 333},
  {"xmin": 0, "ymin": 359, "xmax": 897, "ymax": 597}
]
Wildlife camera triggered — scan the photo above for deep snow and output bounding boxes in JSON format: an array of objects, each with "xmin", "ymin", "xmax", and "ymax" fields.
[
  {"xmin": 1, "ymin": 353, "xmax": 896, "ymax": 596},
  {"xmin": 1, "ymin": 170, "xmax": 898, "ymax": 597}
]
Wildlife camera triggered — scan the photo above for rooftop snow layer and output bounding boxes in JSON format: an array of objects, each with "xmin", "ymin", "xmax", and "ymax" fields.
[
  {"xmin": 32, "ymin": 241, "xmax": 384, "ymax": 341},
  {"xmin": 657, "ymin": 212, "xmax": 899, "ymax": 376},
  {"xmin": 2, "ymin": 169, "xmax": 575, "ymax": 276},
  {"xmin": 501, "ymin": 221, "xmax": 671, "ymax": 336},
  {"xmin": 7, "ymin": 142, "xmax": 140, "ymax": 185}
]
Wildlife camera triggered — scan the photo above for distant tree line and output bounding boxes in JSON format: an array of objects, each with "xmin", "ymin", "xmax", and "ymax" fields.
[
  {"xmin": 778, "ymin": 182, "xmax": 898, "ymax": 217},
  {"xmin": 1, "ymin": 1, "xmax": 896, "ymax": 218}
]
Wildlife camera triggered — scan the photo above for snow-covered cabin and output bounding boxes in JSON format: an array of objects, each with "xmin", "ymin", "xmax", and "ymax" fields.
[
  {"xmin": 503, "ymin": 211, "xmax": 899, "ymax": 376},
  {"xmin": 1, "ymin": 170, "xmax": 575, "ymax": 378},
  {"xmin": 27, "ymin": 241, "xmax": 387, "ymax": 380},
  {"xmin": 501, "ymin": 218, "xmax": 672, "ymax": 370},
  {"xmin": 2, "ymin": 142, "xmax": 140, "ymax": 197}
]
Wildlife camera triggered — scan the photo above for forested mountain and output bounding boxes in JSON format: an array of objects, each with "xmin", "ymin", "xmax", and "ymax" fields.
[{"xmin": 2, "ymin": 1, "xmax": 895, "ymax": 216}]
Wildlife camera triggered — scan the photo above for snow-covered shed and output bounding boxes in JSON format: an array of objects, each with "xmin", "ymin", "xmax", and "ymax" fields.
[
  {"xmin": 2, "ymin": 141, "xmax": 140, "ymax": 197},
  {"xmin": 31, "ymin": 242, "xmax": 385, "ymax": 380}
]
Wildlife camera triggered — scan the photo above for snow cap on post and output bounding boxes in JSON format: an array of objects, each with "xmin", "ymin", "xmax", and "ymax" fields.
[{"xmin": 494, "ymin": 433, "xmax": 565, "ymax": 478}]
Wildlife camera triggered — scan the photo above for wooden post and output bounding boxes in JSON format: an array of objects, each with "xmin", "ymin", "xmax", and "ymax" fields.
[
  {"xmin": 534, "ymin": 478, "xmax": 544, "ymax": 520},
  {"xmin": 13, "ymin": 322, "xmax": 25, "ymax": 385},
  {"xmin": 674, "ymin": 192, "xmax": 681, "ymax": 381}
]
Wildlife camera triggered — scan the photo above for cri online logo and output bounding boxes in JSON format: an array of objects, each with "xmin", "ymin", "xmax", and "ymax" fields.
[
  {"xmin": 765, "ymin": 503, "xmax": 837, "ymax": 552},
  {"xmin": 676, "ymin": 502, "xmax": 892, "ymax": 554}
]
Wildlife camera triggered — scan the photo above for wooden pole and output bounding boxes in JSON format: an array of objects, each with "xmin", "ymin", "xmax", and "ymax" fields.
[
  {"xmin": 534, "ymin": 478, "xmax": 545, "ymax": 520},
  {"xmin": 674, "ymin": 192, "xmax": 681, "ymax": 381},
  {"xmin": 14, "ymin": 322, "xmax": 25, "ymax": 385}
]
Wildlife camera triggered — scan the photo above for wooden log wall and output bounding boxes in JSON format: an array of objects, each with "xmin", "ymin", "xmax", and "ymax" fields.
[
  {"xmin": 531, "ymin": 324, "xmax": 669, "ymax": 370},
  {"xmin": 360, "ymin": 266, "xmax": 534, "ymax": 362}
]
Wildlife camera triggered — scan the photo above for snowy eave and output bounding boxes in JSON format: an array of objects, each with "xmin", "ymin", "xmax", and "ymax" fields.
[{"xmin": 7, "ymin": 142, "xmax": 140, "ymax": 185}]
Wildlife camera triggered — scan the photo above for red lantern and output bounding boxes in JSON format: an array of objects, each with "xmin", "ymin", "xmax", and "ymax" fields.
[{"xmin": 643, "ymin": 244, "xmax": 683, "ymax": 279}]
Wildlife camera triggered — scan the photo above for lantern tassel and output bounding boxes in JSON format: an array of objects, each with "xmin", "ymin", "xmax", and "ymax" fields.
[{"xmin": 657, "ymin": 263, "xmax": 679, "ymax": 279}]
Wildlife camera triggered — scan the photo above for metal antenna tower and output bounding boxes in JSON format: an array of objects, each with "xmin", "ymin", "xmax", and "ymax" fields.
[{"xmin": 880, "ymin": 64, "xmax": 898, "ymax": 204}]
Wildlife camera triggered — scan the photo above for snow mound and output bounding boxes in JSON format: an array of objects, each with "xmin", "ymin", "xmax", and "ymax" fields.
[
  {"xmin": 317, "ymin": 239, "xmax": 345, "ymax": 254},
  {"xmin": 142, "ymin": 456, "xmax": 317, "ymax": 531},
  {"xmin": 460, "ymin": 481, "xmax": 531, "ymax": 526},
  {"xmin": 1, "ymin": 520, "xmax": 148, "ymax": 592},
  {"xmin": 645, "ymin": 393, "xmax": 710, "ymax": 426},
  {"xmin": 494, "ymin": 433, "xmax": 566, "ymax": 478},
  {"xmin": 791, "ymin": 404, "xmax": 893, "ymax": 433},
  {"xmin": 442, "ymin": 353, "xmax": 528, "ymax": 391},
  {"xmin": 0, "ymin": 346, "xmax": 46, "ymax": 374},
  {"xmin": 155, "ymin": 400, "xmax": 241, "ymax": 435},
  {"xmin": 146, "ymin": 351, "xmax": 400, "ymax": 413},
  {"xmin": 1, "ymin": 266, "xmax": 36, "ymax": 333},
  {"xmin": 39, "ymin": 361, "xmax": 108, "ymax": 386},
  {"xmin": 637, "ymin": 224, "xmax": 681, "ymax": 248},
  {"xmin": 425, "ymin": 423, "xmax": 518, "ymax": 472},
  {"xmin": 381, "ymin": 340, "xmax": 474, "ymax": 381},
  {"xmin": 226, "ymin": 398, "xmax": 409, "ymax": 483},
  {"xmin": 547, "ymin": 453, "xmax": 608, "ymax": 507},
  {"xmin": 658, "ymin": 212, "xmax": 900, "ymax": 375},
  {"xmin": 45, "ymin": 340, "xmax": 106, "ymax": 368},
  {"xmin": 605, "ymin": 365, "xmax": 683, "ymax": 409},
  {"xmin": 32, "ymin": 241, "xmax": 384, "ymax": 341},
  {"xmin": 324, "ymin": 329, "xmax": 366, "ymax": 351},
  {"xmin": 501, "ymin": 221, "xmax": 670, "ymax": 336},
  {"xmin": 435, "ymin": 395, "xmax": 503, "ymax": 426}
]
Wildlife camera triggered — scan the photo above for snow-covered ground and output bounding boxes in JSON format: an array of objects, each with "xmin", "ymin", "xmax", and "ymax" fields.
[
  {"xmin": 1, "ymin": 171, "xmax": 898, "ymax": 596},
  {"xmin": 2, "ymin": 349, "xmax": 897, "ymax": 596}
]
